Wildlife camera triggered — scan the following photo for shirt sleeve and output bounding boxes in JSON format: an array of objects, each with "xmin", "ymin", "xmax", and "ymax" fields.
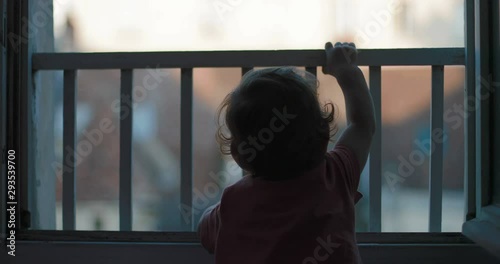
[
  {"xmin": 198, "ymin": 203, "xmax": 221, "ymax": 254},
  {"xmin": 328, "ymin": 144, "xmax": 363, "ymax": 204}
]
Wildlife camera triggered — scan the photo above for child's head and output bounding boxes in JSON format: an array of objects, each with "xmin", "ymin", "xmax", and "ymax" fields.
[{"xmin": 217, "ymin": 67, "xmax": 336, "ymax": 180}]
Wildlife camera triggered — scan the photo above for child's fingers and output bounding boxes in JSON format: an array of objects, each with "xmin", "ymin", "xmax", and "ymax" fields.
[
  {"xmin": 323, "ymin": 42, "xmax": 334, "ymax": 75},
  {"xmin": 325, "ymin": 42, "xmax": 334, "ymax": 50},
  {"xmin": 324, "ymin": 41, "xmax": 357, "ymax": 75}
]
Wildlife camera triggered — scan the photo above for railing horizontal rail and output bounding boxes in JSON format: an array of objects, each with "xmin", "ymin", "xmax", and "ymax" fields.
[{"xmin": 32, "ymin": 48, "xmax": 465, "ymax": 70}]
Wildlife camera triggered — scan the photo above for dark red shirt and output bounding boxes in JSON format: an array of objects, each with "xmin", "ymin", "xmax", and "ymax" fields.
[{"xmin": 199, "ymin": 145, "xmax": 363, "ymax": 264}]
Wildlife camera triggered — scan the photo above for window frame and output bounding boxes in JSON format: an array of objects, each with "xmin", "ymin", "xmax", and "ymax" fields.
[
  {"xmin": 3, "ymin": 0, "xmax": 498, "ymax": 253},
  {"xmin": 461, "ymin": 0, "xmax": 500, "ymax": 259}
]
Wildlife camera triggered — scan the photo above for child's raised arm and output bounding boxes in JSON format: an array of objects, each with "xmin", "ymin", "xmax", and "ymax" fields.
[{"xmin": 322, "ymin": 42, "xmax": 376, "ymax": 170}]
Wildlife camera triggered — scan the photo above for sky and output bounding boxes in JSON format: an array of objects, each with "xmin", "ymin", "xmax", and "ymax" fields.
[{"xmin": 53, "ymin": 0, "xmax": 464, "ymax": 52}]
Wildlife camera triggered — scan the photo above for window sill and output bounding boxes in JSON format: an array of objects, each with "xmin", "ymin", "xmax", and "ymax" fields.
[
  {"xmin": 4, "ymin": 232, "xmax": 497, "ymax": 263},
  {"xmin": 462, "ymin": 205, "xmax": 500, "ymax": 259},
  {"xmin": 16, "ymin": 231, "xmax": 472, "ymax": 244},
  {"xmin": 4, "ymin": 240, "xmax": 498, "ymax": 264}
]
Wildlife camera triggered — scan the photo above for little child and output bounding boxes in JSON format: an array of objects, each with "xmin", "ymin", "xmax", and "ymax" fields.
[{"xmin": 198, "ymin": 42, "xmax": 375, "ymax": 264}]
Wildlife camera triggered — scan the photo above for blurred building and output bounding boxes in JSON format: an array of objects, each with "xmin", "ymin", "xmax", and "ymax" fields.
[{"xmin": 51, "ymin": 0, "xmax": 465, "ymax": 231}]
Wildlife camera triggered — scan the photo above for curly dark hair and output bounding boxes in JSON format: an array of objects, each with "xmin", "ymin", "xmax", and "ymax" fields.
[{"xmin": 216, "ymin": 67, "xmax": 337, "ymax": 180}]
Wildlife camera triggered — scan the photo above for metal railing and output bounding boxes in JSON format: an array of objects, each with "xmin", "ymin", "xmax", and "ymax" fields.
[{"xmin": 32, "ymin": 48, "xmax": 465, "ymax": 233}]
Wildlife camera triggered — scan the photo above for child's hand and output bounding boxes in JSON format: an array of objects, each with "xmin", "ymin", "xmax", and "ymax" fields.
[
  {"xmin": 322, "ymin": 42, "xmax": 358, "ymax": 78},
  {"xmin": 323, "ymin": 42, "xmax": 375, "ymax": 177}
]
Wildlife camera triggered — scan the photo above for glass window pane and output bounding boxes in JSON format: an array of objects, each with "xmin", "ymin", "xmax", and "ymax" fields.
[{"xmin": 131, "ymin": 69, "xmax": 181, "ymax": 231}]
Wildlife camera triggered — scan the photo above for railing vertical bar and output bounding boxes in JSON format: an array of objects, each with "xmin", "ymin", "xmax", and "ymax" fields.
[
  {"xmin": 369, "ymin": 66, "xmax": 382, "ymax": 232},
  {"xmin": 181, "ymin": 68, "xmax": 194, "ymax": 231},
  {"xmin": 240, "ymin": 67, "xmax": 253, "ymax": 177},
  {"xmin": 119, "ymin": 69, "xmax": 133, "ymax": 231},
  {"xmin": 429, "ymin": 65, "xmax": 444, "ymax": 232},
  {"xmin": 62, "ymin": 70, "xmax": 76, "ymax": 230},
  {"xmin": 305, "ymin": 66, "xmax": 317, "ymax": 77},
  {"xmin": 242, "ymin": 67, "xmax": 252, "ymax": 76}
]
